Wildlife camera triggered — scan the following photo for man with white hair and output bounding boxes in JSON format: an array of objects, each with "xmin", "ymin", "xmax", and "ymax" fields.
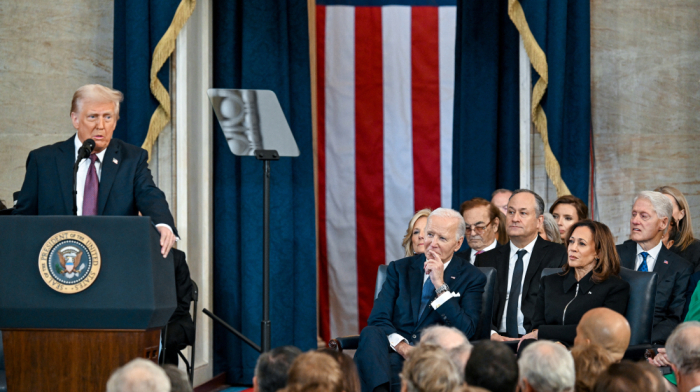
[
  {"xmin": 617, "ymin": 191, "xmax": 692, "ymax": 344},
  {"xmin": 106, "ymin": 358, "xmax": 171, "ymax": 392},
  {"xmin": 666, "ymin": 321, "xmax": 700, "ymax": 392},
  {"xmin": 354, "ymin": 208, "xmax": 486, "ymax": 392},
  {"xmin": 518, "ymin": 340, "xmax": 575, "ymax": 392},
  {"xmin": 420, "ymin": 325, "xmax": 472, "ymax": 371}
]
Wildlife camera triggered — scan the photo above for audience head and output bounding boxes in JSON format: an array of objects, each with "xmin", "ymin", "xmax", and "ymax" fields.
[
  {"xmin": 253, "ymin": 345, "xmax": 302, "ymax": 392},
  {"xmin": 574, "ymin": 308, "xmax": 631, "ymax": 362},
  {"xmin": 161, "ymin": 365, "xmax": 192, "ymax": 392},
  {"xmin": 282, "ymin": 351, "xmax": 344, "ymax": 392},
  {"xmin": 460, "ymin": 198, "xmax": 508, "ymax": 251},
  {"xmin": 629, "ymin": 191, "xmax": 672, "ymax": 247},
  {"xmin": 425, "ymin": 208, "xmax": 466, "ymax": 263},
  {"xmin": 106, "ymin": 358, "xmax": 171, "ymax": 392},
  {"xmin": 518, "ymin": 340, "xmax": 575, "ymax": 392},
  {"xmin": 571, "ymin": 344, "xmax": 615, "ymax": 392},
  {"xmin": 666, "ymin": 321, "xmax": 700, "ymax": 388},
  {"xmin": 464, "ymin": 340, "xmax": 519, "ymax": 392},
  {"xmin": 507, "ymin": 189, "xmax": 545, "ymax": 248},
  {"xmin": 491, "ymin": 189, "xmax": 513, "ymax": 216},
  {"xmin": 549, "ymin": 195, "xmax": 588, "ymax": 240},
  {"xmin": 400, "ymin": 344, "xmax": 462, "ymax": 392},
  {"xmin": 539, "ymin": 213, "xmax": 563, "ymax": 244},
  {"xmin": 563, "ymin": 220, "xmax": 620, "ymax": 283},
  {"xmin": 420, "ymin": 325, "xmax": 472, "ymax": 372},
  {"xmin": 663, "ymin": 217, "xmax": 680, "ymax": 249},
  {"xmin": 317, "ymin": 348, "xmax": 361, "ymax": 392},
  {"xmin": 403, "ymin": 209, "xmax": 432, "ymax": 256},
  {"xmin": 592, "ymin": 361, "xmax": 665, "ymax": 392},
  {"xmin": 655, "ymin": 185, "xmax": 695, "ymax": 252}
]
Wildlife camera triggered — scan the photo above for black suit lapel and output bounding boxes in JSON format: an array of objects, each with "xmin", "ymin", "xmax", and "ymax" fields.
[
  {"xmin": 410, "ymin": 255, "xmax": 426, "ymax": 324},
  {"xmin": 98, "ymin": 141, "xmax": 121, "ymax": 215},
  {"xmin": 57, "ymin": 137, "xmax": 77, "ymax": 215},
  {"xmin": 653, "ymin": 247, "xmax": 672, "ymax": 279},
  {"xmin": 618, "ymin": 241, "xmax": 637, "ymax": 270},
  {"xmin": 522, "ymin": 236, "xmax": 545, "ymax": 298},
  {"xmin": 494, "ymin": 245, "xmax": 511, "ymax": 326}
]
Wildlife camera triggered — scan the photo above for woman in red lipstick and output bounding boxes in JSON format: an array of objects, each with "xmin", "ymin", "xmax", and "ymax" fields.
[{"xmin": 519, "ymin": 220, "xmax": 630, "ymax": 348}]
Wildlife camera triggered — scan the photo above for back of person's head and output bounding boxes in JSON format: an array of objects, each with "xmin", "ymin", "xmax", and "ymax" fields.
[
  {"xmin": 420, "ymin": 325, "xmax": 472, "ymax": 371},
  {"xmin": 161, "ymin": 365, "xmax": 192, "ymax": 392},
  {"xmin": 575, "ymin": 308, "xmax": 631, "ymax": 362},
  {"xmin": 542, "ymin": 213, "xmax": 563, "ymax": 244},
  {"xmin": 592, "ymin": 361, "xmax": 664, "ymax": 392},
  {"xmin": 571, "ymin": 344, "xmax": 615, "ymax": 392},
  {"xmin": 283, "ymin": 351, "xmax": 344, "ymax": 392},
  {"xmin": 106, "ymin": 358, "xmax": 171, "ymax": 392},
  {"xmin": 317, "ymin": 348, "xmax": 361, "ymax": 392},
  {"xmin": 401, "ymin": 344, "xmax": 462, "ymax": 392},
  {"xmin": 464, "ymin": 340, "xmax": 518, "ymax": 392},
  {"xmin": 518, "ymin": 341, "xmax": 575, "ymax": 392},
  {"xmin": 666, "ymin": 321, "xmax": 700, "ymax": 376},
  {"xmin": 254, "ymin": 346, "xmax": 302, "ymax": 392}
]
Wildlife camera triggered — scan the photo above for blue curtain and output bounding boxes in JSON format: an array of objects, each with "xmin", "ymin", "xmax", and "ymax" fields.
[
  {"xmin": 452, "ymin": 0, "xmax": 520, "ymax": 207},
  {"xmin": 212, "ymin": 0, "xmax": 317, "ymax": 384},
  {"xmin": 113, "ymin": 0, "xmax": 179, "ymax": 145},
  {"xmin": 452, "ymin": 0, "xmax": 591, "ymax": 206}
]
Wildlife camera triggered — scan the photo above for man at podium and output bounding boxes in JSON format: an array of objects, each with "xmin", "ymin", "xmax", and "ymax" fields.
[{"xmin": 13, "ymin": 84, "xmax": 178, "ymax": 257}]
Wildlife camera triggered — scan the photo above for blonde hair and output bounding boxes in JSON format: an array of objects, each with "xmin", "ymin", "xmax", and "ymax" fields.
[
  {"xmin": 402, "ymin": 209, "xmax": 432, "ymax": 257},
  {"xmin": 655, "ymin": 186, "xmax": 696, "ymax": 252},
  {"xmin": 400, "ymin": 344, "xmax": 463, "ymax": 392},
  {"xmin": 283, "ymin": 351, "xmax": 343, "ymax": 392},
  {"xmin": 71, "ymin": 84, "xmax": 124, "ymax": 118}
]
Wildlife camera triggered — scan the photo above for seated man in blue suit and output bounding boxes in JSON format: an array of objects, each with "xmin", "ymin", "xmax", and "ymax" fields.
[
  {"xmin": 13, "ymin": 84, "xmax": 177, "ymax": 257},
  {"xmin": 354, "ymin": 208, "xmax": 486, "ymax": 392}
]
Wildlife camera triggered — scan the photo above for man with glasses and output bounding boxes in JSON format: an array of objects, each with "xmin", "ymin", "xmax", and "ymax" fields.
[
  {"xmin": 475, "ymin": 189, "xmax": 567, "ymax": 342},
  {"xmin": 456, "ymin": 197, "xmax": 506, "ymax": 264}
]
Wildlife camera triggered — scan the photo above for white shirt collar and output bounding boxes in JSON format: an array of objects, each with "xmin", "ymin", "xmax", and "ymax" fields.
[
  {"xmin": 509, "ymin": 236, "xmax": 538, "ymax": 257},
  {"xmin": 471, "ymin": 239, "xmax": 499, "ymax": 261},
  {"xmin": 636, "ymin": 240, "xmax": 663, "ymax": 270},
  {"xmin": 74, "ymin": 134, "xmax": 107, "ymax": 163}
]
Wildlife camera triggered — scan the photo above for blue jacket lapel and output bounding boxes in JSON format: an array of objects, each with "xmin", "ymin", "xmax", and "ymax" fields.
[
  {"xmin": 57, "ymin": 136, "xmax": 77, "ymax": 215},
  {"xmin": 98, "ymin": 141, "xmax": 120, "ymax": 215},
  {"xmin": 416, "ymin": 257, "xmax": 463, "ymax": 327}
]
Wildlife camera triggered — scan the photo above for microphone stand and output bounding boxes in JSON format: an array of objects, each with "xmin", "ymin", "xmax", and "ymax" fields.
[{"xmin": 73, "ymin": 158, "xmax": 81, "ymax": 216}]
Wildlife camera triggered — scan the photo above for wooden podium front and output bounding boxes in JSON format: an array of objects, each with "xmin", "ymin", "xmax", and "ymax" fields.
[{"xmin": 0, "ymin": 217, "xmax": 176, "ymax": 392}]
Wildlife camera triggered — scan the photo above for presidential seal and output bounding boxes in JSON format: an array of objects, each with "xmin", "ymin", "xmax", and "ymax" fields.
[{"xmin": 38, "ymin": 231, "xmax": 101, "ymax": 294}]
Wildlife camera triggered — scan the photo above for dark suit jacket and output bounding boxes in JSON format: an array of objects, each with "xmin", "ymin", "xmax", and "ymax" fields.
[
  {"xmin": 532, "ymin": 270, "xmax": 630, "ymax": 345},
  {"xmin": 13, "ymin": 136, "xmax": 177, "ymax": 236},
  {"xmin": 475, "ymin": 236, "xmax": 567, "ymax": 333},
  {"xmin": 617, "ymin": 240, "xmax": 692, "ymax": 343},
  {"xmin": 169, "ymin": 248, "xmax": 195, "ymax": 346},
  {"xmin": 671, "ymin": 239, "xmax": 700, "ymax": 273},
  {"xmin": 367, "ymin": 254, "xmax": 486, "ymax": 341},
  {"xmin": 455, "ymin": 242, "xmax": 507, "ymax": 265}
]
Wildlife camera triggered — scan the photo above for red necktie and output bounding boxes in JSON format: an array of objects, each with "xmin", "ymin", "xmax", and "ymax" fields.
[
  {"xmin": 476, "ymin": 250, "xmax": 484, "ymax": 255},
  {"xmin": 82, "ymin": 154, "xmax": 99, "ymax": 216}
]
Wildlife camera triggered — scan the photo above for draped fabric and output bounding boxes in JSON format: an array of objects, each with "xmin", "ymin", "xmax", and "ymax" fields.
[
  {"xmin": 451, "ymin": 0, "xmax": 591, "ymax": 205},
  {"xmin": 212, "ymin": 0, "xmax": 317, "ymax": 384},
  {"xmin": 113, "ymin": 0, "xmax": 180, "ymax": 146},
  {"xmin": 451, "ymin": 0, "xmax": 520, "ymax": 206}
]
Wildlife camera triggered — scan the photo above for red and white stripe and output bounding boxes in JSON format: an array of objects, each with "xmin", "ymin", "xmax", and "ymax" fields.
[{"xmin": 317, "ymin": 4, "xmax": 457, "ymax": 342}]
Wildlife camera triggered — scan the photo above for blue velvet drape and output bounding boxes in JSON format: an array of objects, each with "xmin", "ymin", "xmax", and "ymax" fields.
[
  {"xmin": 113, "ymin": 0, "xmax": 179, "ymax": 145},
  {"xmin": 212, "ymin": 0, "xmax": 317, "ymax": 384},
  {"xmin": 452, "ymin": 0, "xmax": 591, "ymax": 206}
]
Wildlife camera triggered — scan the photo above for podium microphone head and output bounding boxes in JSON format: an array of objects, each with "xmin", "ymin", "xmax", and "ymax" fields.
[{"xmin": 77, "ymin": 138, "xmax": 96, "ymax": 161}]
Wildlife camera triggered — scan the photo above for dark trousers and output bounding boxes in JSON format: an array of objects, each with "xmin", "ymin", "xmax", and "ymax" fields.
[
  {"xmin": 354, "ymin": 326, "xmax": 405, "ymax": 392},
  {"xmin": 160, "ymin": 322, "xmax": 189, "ymax": 365}
]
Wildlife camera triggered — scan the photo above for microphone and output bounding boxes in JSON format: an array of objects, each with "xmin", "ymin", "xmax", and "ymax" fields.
[{"xmin": 76, "ymin": 139, "xmax": 96, "ymax": 162}]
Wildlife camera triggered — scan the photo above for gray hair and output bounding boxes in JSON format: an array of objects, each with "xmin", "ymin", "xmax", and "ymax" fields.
[
  {"xmin": 634, "ymin": 191, "xmax": 673, "ymax": 221},
  {"xmin": 106, "ymin": 358, "xmax": 171, "ymax": 392},
  {"xmin": 511, "ymin": 189, "xmax": 545, "ymax": 216},
  {"xmin": 427, "ymin": 208, "xmax": 466, "ymax": 241},
  {"xmin": 420, "ymin": 326, "xmax": 472, "ymax": 372},
  {"xmin": 666, "ymin": 321, "xmax": 700, "ymax": 375},
  {"xmin": 519, "ymin": 341, "xmax": 575, "ymax": 392},
  {"xmin": 542, "ymin": 213, "xmax": 563, "ymax": 244},
  {"xmin": 401, "ymin": 344, "xmax": 463, "ymax": 392},
  {"xmin": 71, "ymin": 84, "xmax": 124, "ymax": 118}
]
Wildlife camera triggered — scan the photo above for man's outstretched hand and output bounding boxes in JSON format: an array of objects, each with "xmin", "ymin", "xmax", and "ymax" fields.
[{"xmin": 158, "ymin": 225, "xmax": 176, "ymax": 258}]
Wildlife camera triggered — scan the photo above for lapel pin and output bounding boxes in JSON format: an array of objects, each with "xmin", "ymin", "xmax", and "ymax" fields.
[
  {"xmin": 664, "ymin": 260, "xmax": 669, "ymax": 264},
  {"xmin": 451, "ymin": 276, "xmax": 455, "ymax": 279},
  {"xmin": 588, "ymin": 291, "xmax": 592, "ymax": 294},
  {"xmin": 113, "ymin": 158, "xmax": 118, "ymax": 164}
]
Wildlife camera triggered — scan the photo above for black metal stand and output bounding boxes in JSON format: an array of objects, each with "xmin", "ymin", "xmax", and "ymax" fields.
[{"xmin": 202, "ymin": 149, "xmax": 279, "ymax": 353}]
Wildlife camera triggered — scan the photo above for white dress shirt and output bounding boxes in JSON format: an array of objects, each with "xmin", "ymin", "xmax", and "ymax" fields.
[
  {"xmin": 470, "ymin": 239, "xmax": 499, "ymax": 264},
  {"xmin": 635, "ymin": 240, "xmax": 663, "ymax": 272},
  {"xmin": 388, "ymin": 258, "xmax": 452, "ymax": 349},
  {"xmin": 492, "ymin": 237, "xmax": 538, "ymax": 336}
]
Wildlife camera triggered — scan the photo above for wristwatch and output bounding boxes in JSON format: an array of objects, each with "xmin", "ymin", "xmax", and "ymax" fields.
[{"xmin": 435, "ymin": 283, "xmax": 450, "ymax": 295}]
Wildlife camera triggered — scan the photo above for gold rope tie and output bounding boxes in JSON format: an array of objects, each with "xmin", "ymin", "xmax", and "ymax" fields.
[
  {"xmin": 142, "ymin": 0, "xmax": 197, "ymax": 162},
  {"xmin": 508, "ymin": 0, "xmax": 571, "ymax": 197}
]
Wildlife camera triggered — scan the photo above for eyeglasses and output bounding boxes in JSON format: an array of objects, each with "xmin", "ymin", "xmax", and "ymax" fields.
[{"xmin": 465, "ymin": 219, "xmax": 493, "ymax": 235}]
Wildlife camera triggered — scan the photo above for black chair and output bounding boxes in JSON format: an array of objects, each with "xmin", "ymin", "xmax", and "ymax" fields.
[
  {"xmin": 161, "ymin": 279, "xmax": 198, "ymax": 386},
  {"xmin": 329, "ymin": 264, "xmax": 496, "ymax": 351}
]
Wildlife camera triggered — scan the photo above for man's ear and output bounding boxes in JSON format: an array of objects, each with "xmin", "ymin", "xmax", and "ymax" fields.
[
  {"xmin": 70, "ymin": 112, "xmax": 79, "ymax": 130},
  {"xmin": 659, "ymin": 216, "xmax": 669, "ymax": 232}
]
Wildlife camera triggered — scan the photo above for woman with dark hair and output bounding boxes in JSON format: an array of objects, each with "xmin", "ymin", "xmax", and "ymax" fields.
[
  {"xmin": 656, "ymin": 186, "xmax": 700, "ymax": 272},
  {"xmin": 519, "ymin": 220, "xmax": 630, "ymax": 347},
  {"xmin": 549, "ymin": 195, "xmax": 589, "ymax": 241}
]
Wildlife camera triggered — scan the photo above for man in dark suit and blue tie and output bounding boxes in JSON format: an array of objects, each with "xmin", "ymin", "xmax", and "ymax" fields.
[
  {"xmin": 13, "ymin": 84, "xmax": 177, "ymax": 257},
  {"xmin": 354, "ymin": 208, "xmax": 486, "ymax": 392},
  {"xmin": 616, "ymin": 191, "xmax": 692, "ymax": 344}
]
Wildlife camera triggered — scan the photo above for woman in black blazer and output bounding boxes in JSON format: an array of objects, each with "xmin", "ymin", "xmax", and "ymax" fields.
[{"xmin": 520, "ymin": 220, "xmax": 630, "ymax": 347}]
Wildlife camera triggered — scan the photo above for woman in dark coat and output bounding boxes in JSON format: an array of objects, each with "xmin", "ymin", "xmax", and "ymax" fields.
[
  {"xmin": 520, "ymin": 220, "xmax": 630, "ymax": 347},
  {"xmin": 656, "ymin": 185, "xmax": 700, "ymax": 272}
]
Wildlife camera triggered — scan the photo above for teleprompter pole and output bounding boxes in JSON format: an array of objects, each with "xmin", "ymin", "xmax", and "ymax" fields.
[{"xmin": 257, "ymin": 150, "xmax": 278, "ymax": 352}]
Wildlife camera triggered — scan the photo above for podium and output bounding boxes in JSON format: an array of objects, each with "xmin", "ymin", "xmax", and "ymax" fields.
[{"xmin": 0, "ymin": 216, "xmax": 176, "ymax": 392}]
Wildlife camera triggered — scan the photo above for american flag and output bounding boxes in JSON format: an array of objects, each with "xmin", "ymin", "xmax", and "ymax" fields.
[{"xmin": 315, "ymin": 0, "xmax": 457, "ymax": 342}]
